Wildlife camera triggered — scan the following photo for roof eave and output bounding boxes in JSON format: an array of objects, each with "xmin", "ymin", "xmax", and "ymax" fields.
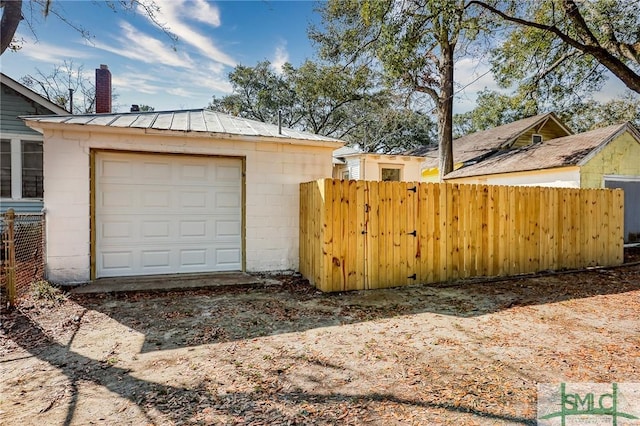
[
  {"xmin": 445, "ymin": 164, "xmax": 581, "ymax": 180},
  {"xmin": 22, "ymin": 119, "xmax": 344, "ymax": 148}
]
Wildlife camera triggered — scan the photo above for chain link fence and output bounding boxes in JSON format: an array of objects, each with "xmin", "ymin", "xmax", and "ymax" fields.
[{"xmin": 1, "ymin": 209, "xmax": 46, "ymax": 307}]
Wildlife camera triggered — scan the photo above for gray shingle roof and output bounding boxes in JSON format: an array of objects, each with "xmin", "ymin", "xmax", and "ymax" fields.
[
  {"xmin": 21, "ymin": 108, "xmax": 344, "ymax": 144},
  {"xmin": 445, "ymin": 122, "xmax": 638, "ymax": 179},
  {"xmin": 406, "ymin": 113, "xmax": 570, "ymax": 168}
]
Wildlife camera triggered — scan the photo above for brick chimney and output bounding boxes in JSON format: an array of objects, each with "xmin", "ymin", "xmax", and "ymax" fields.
[{"xmin": 95, "ymin": 64, "xmax": 112, "ymax": 114}]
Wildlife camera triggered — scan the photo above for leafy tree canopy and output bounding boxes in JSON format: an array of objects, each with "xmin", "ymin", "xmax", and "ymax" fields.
[
  {"xmin": 209, "ymin": 59, "xmax": 436, "ymax": 154},
  {"xmin": 470, "ymin": 0, "xmax": 640, "ymax": 102},
  {"xmin": 310, "ymin": 0, "xmax": 494, "ymax": 178}
]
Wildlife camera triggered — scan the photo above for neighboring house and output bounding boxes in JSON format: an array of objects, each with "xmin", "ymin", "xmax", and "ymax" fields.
[
  {"xmin": 332, "ymin": 146, "xmax": 425, "ymax": 182},
  {"xmin": 407, "ymin": 112, "xmax": 572, "ymax": 182},
  {"xmin": 445, "ymin": 122, "xmax": 640, "ymax": 243},
  {"xmin": 22, "ymin": 109, "xmax": 343, "ymax": 284},
  {"xmin": 0, "ymin": 73, "xmax": 68, "ymax": 213}
]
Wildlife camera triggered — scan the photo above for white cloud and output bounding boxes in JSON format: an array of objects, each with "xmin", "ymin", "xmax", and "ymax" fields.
[
  {"xmin": 112, "ymin": 72, "xmax": 165, "ymax": 95},
  {"xmin": 141, "ymin": 0, "xmax": 235, "ymax": 67},
  {"xmin": 180, "ymin": 0, "xmax": 221, "ymax": 26},
  {"xmin": 454, "ymin": 58, "xmax": 499, "ymax": 94},
  {"xmin": 91, "ymin": 21, "xmax": 194, "ymax": 68},
  {"xmin": 453, "ymin": 58, "xmax": 503, "ymax": 113},
  {"xmin": 271, "ymin": 42, "xmax": 289, "ymax": 74},
  {"xmin": 14, "ymin": 34, "xmax": 92, "ymax": 63}
]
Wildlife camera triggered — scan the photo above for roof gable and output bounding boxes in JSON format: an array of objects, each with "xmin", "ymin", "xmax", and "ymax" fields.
[
  {"xmin": 445, "ymin": 122, "xmax": 638, "ymax": 179},
  {"xmin": 1, "ymin": 73, "xmax": 68, "ymax": 115},
  {"xmin": 408, "ymin": 112, "xmax": 572, "ymax": 167}
]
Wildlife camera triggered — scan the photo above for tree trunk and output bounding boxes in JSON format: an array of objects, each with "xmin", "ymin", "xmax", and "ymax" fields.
[
  {"xmin": 438, "ymin": 44, "xmax": 455, "ymax": 181},
  {"xmin": 0, "ymin": 0, "xmax": 23, "ymax": 55}
]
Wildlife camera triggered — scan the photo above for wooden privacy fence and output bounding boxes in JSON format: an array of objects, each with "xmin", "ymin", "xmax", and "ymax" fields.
[{"xmin": 299, "ymin": 179, "xmax": 624, "ymax": 292}]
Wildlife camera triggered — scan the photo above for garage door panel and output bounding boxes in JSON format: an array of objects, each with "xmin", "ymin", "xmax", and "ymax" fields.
[
  {"xmin": 102, "ymin": 160, "xmax": 133, "ymax": 179},
  {"xmin": 101, "ymin": 251, "xmax": 134, "ymax": 272},
  {"xmin": 180, "ymin": 220, "xmax": 207, "ymax": 238},
  {"xmin": 216, "ymin": 191, "xmax": 241, "ymax": 209},
  {"xmin": 101, "ymin": 189, "xmax": 134, "ymax": 208},
  {"xmin": 141, "ymin": 221, "xmax": 171, "ymax": 238},
  {"xmin": 215, "ymin": 220, "xmax": 241, "ymax": 239},
  {"xmin": 180, "ymin": 249, "xmax": 207, "ymax": 266},
  {"xmin": 141, "ymin": 250, "xmax": 171, "ymax": 268},
  {"xmin": 180, "ymin": 191, "xmax": 208, "ymax": 208},
  {"xmin": 216, "ymin": 248, "xmax": 242, "ymax": 268},
  {"xmin": 102, "ymin": 221, "xmax": 133, "ymax": 239},
  {"xmin": 142, "ymin": 161, "xmax": 171, "ymax": 180},
  {"xmin": 217, "ymin": 165, "xmax": 242, "ymax": 181},
  {"xmin": 142, "ymin": 190, "xmax": 171, "ymax": 208},
  {"xmin": 180, "ymin": 164, "xmax": 208, "ymax": 180},
  {"xmin": 96, "ymin": 152, "xmax": 243, "ymax": 278}
]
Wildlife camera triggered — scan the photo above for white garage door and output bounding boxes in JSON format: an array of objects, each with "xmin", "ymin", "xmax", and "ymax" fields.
[{"xmin": 95, "ymin": 152, "xmax": 242, "ymax": 278}]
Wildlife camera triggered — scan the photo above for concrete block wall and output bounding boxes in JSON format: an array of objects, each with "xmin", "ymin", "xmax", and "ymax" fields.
[{"xmin": 42, "ymin": 128, "xmax": 336, "ymax": 283}]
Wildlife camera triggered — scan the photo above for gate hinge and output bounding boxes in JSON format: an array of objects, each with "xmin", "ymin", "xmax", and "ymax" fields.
[
  {"xmin": 408, "ymin": 230, "xmax": 417, "ymax": 237},
  {"xmin": 408, "ymin": 273, "xmax": 417, "ymax": 280},
  {"xmin": 408, "ymin": 186, "xmax": 417, "ymax": 193}
]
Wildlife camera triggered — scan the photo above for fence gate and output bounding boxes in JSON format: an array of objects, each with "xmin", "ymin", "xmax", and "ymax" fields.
[
  {"xmin": 365, "ymin": 181, "xmax": 418, "ymax": 289},
  {"xmin": 299, "ymin": 179, "xmax": 624, "ymax": 293}
]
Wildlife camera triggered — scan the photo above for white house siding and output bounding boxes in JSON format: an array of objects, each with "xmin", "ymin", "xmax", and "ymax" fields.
[
  {"xmin": 346, "ymin": 158, "xmax": 361, "ymax": 180},
  {"xmin": 446, "ymin": 167, "xmax": 581, "ymax": 188},
  {"xmin": 42, "ymin": 128, "xmax": 334, "ymax": 283}
]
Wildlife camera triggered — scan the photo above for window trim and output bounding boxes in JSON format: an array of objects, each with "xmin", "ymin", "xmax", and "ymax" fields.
[
  {"xmin": 0, "ymin": 132, "xmax": 44, "ymax": 200},
  {"xmin": 379, "ymin": 164, "xmax": 404, "ymax": 182}
]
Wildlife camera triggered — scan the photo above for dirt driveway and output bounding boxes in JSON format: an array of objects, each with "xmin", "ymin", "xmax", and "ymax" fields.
[{"xmin": 2, "ymin": 260, "xmax": 639, "ymax": 425}]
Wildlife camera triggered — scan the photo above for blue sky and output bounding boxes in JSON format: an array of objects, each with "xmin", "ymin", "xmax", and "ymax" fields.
[
  {"xmin": 1, "ymin": 0, "xmax": 323, "ymax": 112},
  {"xmin": 0, "ymin": 0, "xmax": 632, "ymax": 114}
]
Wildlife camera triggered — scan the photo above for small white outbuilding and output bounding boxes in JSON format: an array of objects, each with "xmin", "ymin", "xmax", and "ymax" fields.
[{"xmin": 23, "ymin": 109, "xmax": 343, "ymax": 284}]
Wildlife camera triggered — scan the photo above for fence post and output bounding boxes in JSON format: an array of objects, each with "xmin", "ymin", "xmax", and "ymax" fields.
[{"xmin": 5, "ymin": 208, "xmax": 16, "ymax": 307}]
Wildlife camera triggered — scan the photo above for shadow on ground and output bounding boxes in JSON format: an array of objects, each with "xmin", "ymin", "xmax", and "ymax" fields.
[
  {"xmin": 2, "ymin": 309, "xmax": 537, "ymax": 425},
  {"xmin": 67, "ymin": 264, "xmax": 640, "ymax": 353}
]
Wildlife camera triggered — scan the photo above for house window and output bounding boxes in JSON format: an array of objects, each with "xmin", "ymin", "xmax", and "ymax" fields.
[
  {"xmin": 21, "ymin": 141, "xmax": 43, "ymax": 198},
  {"xmin": 1, "ymin": 139, "xmax": 11, "ymax": 197},
  {"xmin": 342, "ymin": 170, "xmax": 349, "ymax": 180},
  {"xmin": 381, "ymin": 167, "xmax": 402, "ymax": 182},
  {"xmin": 0, "ymin": 136, "xmax": 43, "ymax": 199},
  {"xmin": 532, "ymin": 134, "xmax": 543, "ymax": 144}
]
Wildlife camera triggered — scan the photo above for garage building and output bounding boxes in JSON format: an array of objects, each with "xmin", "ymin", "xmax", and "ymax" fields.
[{"xmin": 24, "ymin": 109, "xmax": 342, "ymax": 283}]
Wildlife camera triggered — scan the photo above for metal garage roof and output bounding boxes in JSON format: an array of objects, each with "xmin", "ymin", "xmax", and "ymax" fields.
[{"xmin": 22, "ymin": 108, "xmax": 343, "ymax": 143}]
